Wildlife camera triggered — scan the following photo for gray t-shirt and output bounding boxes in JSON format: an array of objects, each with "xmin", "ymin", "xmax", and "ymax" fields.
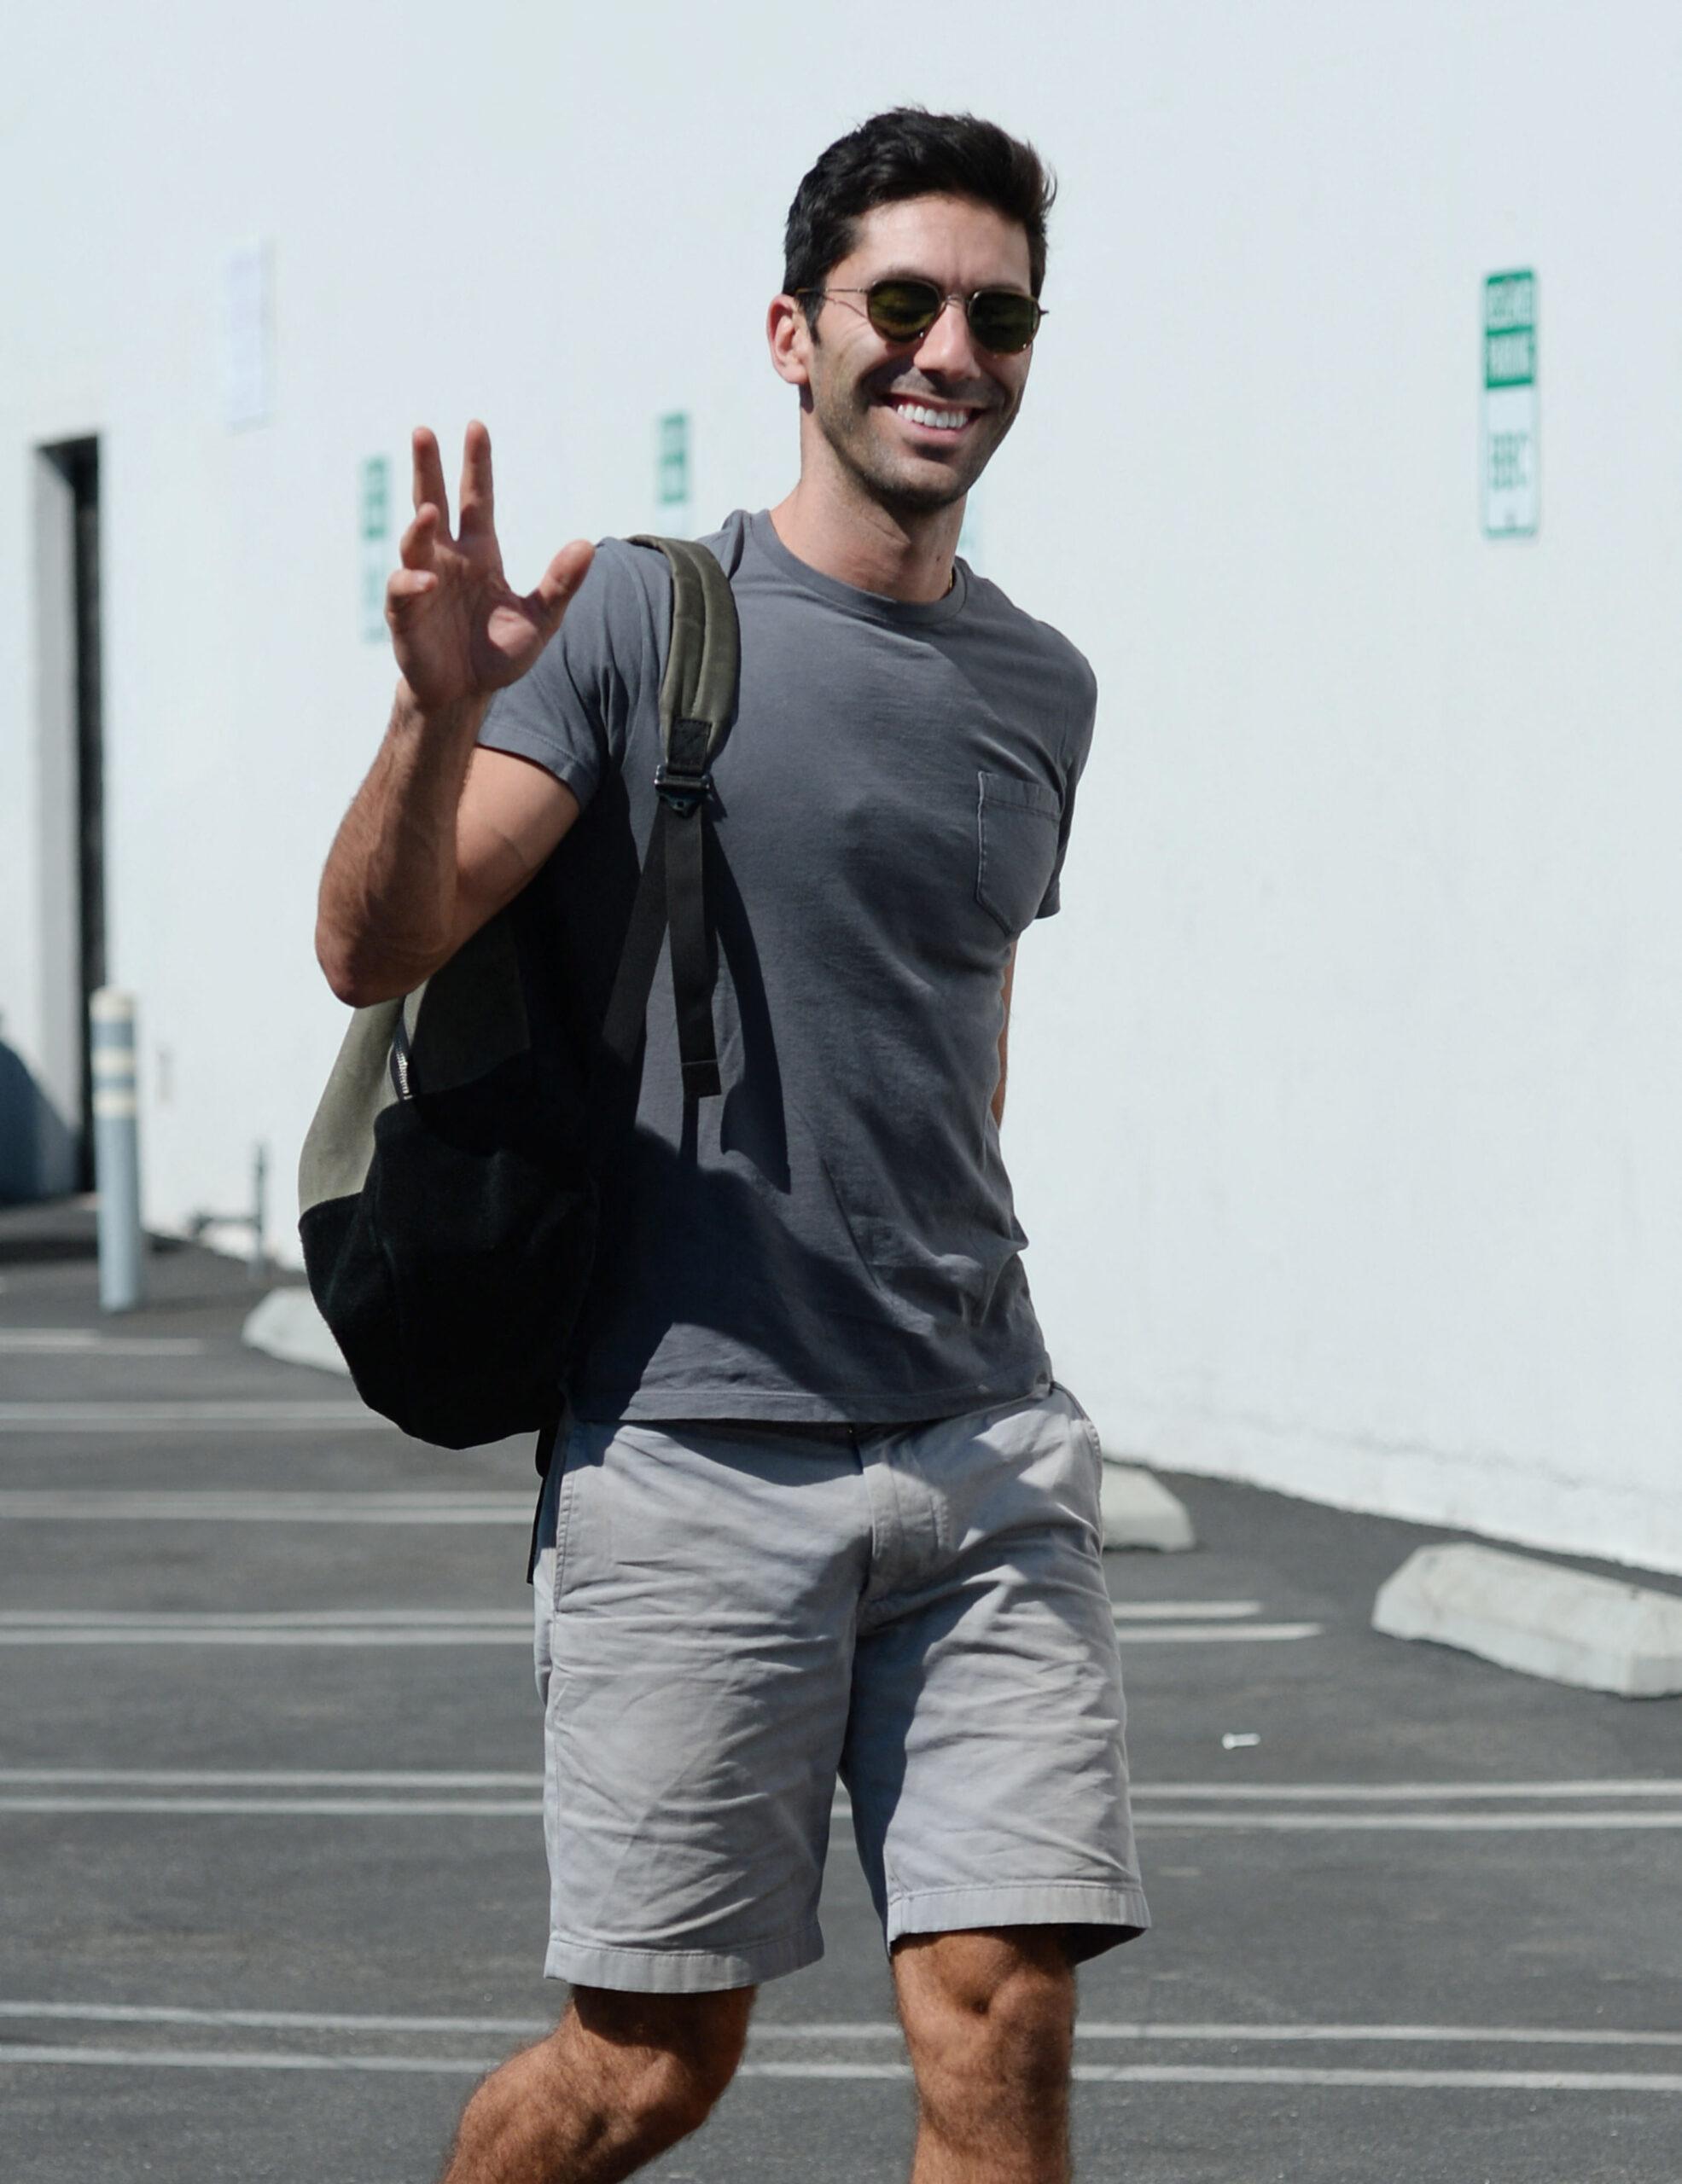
[{"xmin": 478, "ymin": 507, "xmax": 1097, "ymax": 1423}]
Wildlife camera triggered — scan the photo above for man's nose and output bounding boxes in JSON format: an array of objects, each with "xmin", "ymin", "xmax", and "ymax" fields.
[{"xmin": 912, "ymin": 296, "xmax": 984, "ymax": 377}]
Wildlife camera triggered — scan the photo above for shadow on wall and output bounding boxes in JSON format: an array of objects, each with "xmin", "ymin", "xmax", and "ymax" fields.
[{"xmin": 0, "ymin": 1039, "xmax": 79, "ymax": 1203}]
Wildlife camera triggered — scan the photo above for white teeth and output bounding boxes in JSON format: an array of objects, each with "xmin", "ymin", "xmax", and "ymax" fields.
[{"xmin": 895, "ymin": 402, "xmax": 969, "ymax": 430}]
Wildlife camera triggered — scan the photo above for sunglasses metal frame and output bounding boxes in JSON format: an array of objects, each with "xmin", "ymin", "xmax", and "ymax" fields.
[{"xmin": 794, "ymin": 280, "xmax": 1046, "ymax": 355}]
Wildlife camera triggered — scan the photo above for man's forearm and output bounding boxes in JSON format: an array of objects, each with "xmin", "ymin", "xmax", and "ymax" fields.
[{"xmin": 316, "ymin": 682, "xmax": 488, "ymax": 1006}]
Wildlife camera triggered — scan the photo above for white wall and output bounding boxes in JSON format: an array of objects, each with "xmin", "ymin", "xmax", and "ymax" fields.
[{"xmin": 3, "ymin": 2, "xmax": 1679, "ymax": 1570}]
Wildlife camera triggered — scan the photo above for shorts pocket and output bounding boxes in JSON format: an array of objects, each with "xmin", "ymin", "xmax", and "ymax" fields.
[
  {"xmin": 975, "ymin": 770, "xmax": 1062, "ymax": 936},
  {"xmin": 550, "ymin": 1421, "xmax": 586, "ymax": 1615}
]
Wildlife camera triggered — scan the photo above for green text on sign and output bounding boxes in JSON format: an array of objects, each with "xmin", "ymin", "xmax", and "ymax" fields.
[
  {"xmin": 657, "ymin": 413, "xmax": 690, "ymax": 507},
  {"xmin": 361, "ymin": 455, "xmax": 393, "ymax": 641},
  {"xmin": 1484, "ymin": 271, "xmax": 1536, "ymax": 390},
  {"xmin": 1481, "ymin": 270, "xmax": 1538, "ymax": 537}
]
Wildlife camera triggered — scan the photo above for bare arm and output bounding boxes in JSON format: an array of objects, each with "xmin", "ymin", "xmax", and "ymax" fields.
[
  {"xmin": 315, "ymin": 421, "xmax": 593, "ymax": 1006},
  {"xmin": 992, "ymin": 942, "xmax": 1016, "ymax": 1128}
]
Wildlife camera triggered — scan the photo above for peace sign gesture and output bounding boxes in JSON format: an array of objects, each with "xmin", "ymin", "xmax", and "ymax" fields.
[{"xmin": 387, "ymin": 421, "xmax": 594, "ymax": 716}]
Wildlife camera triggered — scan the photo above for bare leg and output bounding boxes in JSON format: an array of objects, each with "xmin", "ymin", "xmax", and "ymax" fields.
[
  {"xmin": 439, "ymin": 1984, "xmax": 754, "ymax": 2184},
  {"xmin": 893, "ymin": 1928, "xmax": 1076, "ymax": 2184}
]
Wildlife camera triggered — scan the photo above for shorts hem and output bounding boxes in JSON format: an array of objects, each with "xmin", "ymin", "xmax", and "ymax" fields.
[
  {"xmin": 544, "ymin": 1919, "xmax": 824, "ymax": 1994},
  {"xmin": 885, "ymin": 1881, "xmax": 1152, "ymax": 1962}
]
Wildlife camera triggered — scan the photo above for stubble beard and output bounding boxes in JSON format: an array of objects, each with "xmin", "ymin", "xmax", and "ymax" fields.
[{"xmin": 811, "ymin": 369, "xmax": 1013, "ymax": 521}]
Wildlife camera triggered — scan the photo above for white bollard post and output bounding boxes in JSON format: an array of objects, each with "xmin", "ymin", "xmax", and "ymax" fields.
[{"xmin": 90, "ymin": 989, "xmax": 145, "ymax": 1312}]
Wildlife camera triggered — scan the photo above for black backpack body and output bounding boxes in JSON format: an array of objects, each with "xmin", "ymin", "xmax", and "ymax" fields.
[{"xmin": 298, "ymin": 535, "xmax": 739, "ymax": 1451}]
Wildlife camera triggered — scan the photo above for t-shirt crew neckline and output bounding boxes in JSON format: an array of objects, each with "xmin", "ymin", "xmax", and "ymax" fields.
[{"xmin": 748, "ymin": 508, "xmax": 969, "ymax": 625}]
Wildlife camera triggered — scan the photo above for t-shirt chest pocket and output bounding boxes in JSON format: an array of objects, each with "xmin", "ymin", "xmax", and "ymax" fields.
[{"xmin": 975, "ymin": 770, "xmax": 1063, "ymax": 937}]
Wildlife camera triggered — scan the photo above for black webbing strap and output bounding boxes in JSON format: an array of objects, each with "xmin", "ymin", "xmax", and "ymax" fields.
[
  {"xmin": 527, "ymin": 537, "xmax": 739, "ymax": 1577},
  {"xmin": 630, "ymin": 536, "xmax": 740, "ymax": 1101}
]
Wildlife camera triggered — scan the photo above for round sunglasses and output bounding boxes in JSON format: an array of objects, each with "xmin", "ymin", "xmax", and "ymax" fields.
[{"xmin": 795, "ymin": 279, "xmax": 1045, "ymax": 357}]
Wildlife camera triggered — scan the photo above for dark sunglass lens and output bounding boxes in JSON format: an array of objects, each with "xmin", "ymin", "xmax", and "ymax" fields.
[
  {"xmin": 968, "ymin": 292, "xmax": 1039, "ymax": 353},
  {"xmin": 867, "ymin": 280, "xmax": 942, "ymax": 340}
]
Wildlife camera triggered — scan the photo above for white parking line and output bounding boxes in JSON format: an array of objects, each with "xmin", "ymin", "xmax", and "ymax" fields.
[
  {"xmin": 3, "ymin": 1794, "xmax": 1678, "ymax": 1827},
  {"xmin": 0, "ymin": 1493, "xmax": 527, "ymax": 1522},
  {"xmin": 0, "ymin": 1332, "xmax": 210, "ymax": 1356},
  {"xmin": 2, "ymin": 1769, "xmax": 1676, "ymax": 1804},
  {"xmin": 1137, "ymin": 1780, "xmax": 1682, "ymax": 1800},
  {"xmin": 0, "ymin": 1771, "xmax": 539, "ymax": 1790},
  {"xmin": 0, "ymin": 1612, "xmax": 533, "ymax": 1629},
  {"xmin": 0, "ymin": 1798, "xmax": 542, "ymax": 1816},
  {"xmin": 1135, "ymin": 1810, "xmax": 1682, "ymax": 1832},
  {"xmin": 0, "ymin": 1612, "xmax": 1324, "ymax": 1647},
  {"xmin": 0, "ymin": 1403, "xmax": 390, "ymax": 1430},
  {"xmin": 1109, "ymin": 1602, "xmax": 1262, "ymax": 1620},
  {"xmin": 0, "ymin": 2042, "xmax": 1677, "ymax": 2091},
  {"xmin": 1112, "ymin": 1623, "xmax": 1323, "ymax": 1644},
  {"xmin": 6, "ymin": 2001, "xmax": 1682, "ymax": 2050},
  {"xmin": 0, "ymin": 1628, "xmax": 527, "ymax": 1647}
]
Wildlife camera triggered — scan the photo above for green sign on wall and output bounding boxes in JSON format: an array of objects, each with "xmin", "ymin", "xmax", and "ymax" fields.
[
  {"xmin": 1482, "ymin": 271, "xmax": 1537, "ymax": 537},
  {"xmin": 361, "ymin": 456, "xmax": 392, "ymax": 642},
  {"xmin": 657, "ymin": 412, "xmax": 690, "ymax": 508}
]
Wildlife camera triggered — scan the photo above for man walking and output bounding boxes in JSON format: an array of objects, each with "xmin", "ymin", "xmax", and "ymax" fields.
[{"xmin": 317, "ymin": 106, "xmax": 1148, "ymax": 2184}]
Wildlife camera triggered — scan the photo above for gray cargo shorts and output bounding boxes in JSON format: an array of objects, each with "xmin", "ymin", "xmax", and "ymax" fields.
[{"xmin": 530, "ymin": 1382, "xmax": 1150, "ymax": 1993}]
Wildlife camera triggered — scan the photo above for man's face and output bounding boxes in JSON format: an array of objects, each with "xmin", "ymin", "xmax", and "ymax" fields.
[{"xmin": 789, "ymin": 193, "xmax": 1037, "ymax": 516}]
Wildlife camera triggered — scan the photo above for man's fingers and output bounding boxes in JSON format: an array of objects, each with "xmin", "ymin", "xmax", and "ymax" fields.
[
  {"xmin": 398, "ymin": 503, "xmax": 439, "ymax": 570},
  {"xmin": 410, "ymin": 427, "xmax": 451, "ymax": 533},
  {"xmin": 457, "ymin": 419, "xmax": 495, "ymax": 541},
  {"xmin": 528, "ymin": 540, "xmax": 596, "ymax": 628},
  {"xmin": 387, "ymin": 567, "xmax": 437, "ymax": 605}
]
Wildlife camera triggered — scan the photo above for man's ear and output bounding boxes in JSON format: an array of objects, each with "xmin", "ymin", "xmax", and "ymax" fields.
[{"xmin": 766, "ymin": 294, "xmax": 814, "ymax": 390}]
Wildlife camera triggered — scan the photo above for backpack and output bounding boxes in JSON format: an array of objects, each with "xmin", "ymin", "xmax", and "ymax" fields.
[{"xmin": 297, "ymin": 534, "xmax": 740, "ymax": 1453}]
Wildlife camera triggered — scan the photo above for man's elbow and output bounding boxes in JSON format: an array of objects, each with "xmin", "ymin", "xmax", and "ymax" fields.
[{"xmin": 315, "ymin": 922, "xmax": 417, "ymax": 1010}]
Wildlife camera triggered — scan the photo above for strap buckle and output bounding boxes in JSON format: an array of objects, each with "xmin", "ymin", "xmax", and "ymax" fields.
[{"xmin": 654, "ymin": 758, "xmax": 713, "ymax": 810}]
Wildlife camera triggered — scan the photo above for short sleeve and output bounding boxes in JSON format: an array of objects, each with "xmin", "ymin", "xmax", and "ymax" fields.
[
  {"xmin": 476, "ymin": 538, "xmax": 668, "ymax": 812},
  {"xmin": 1035, "ymin": 647, "xmax": 1099, "ymax": 919}
]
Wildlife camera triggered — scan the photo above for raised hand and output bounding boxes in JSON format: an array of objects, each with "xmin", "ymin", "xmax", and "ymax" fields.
[{"xmin": 387, "ymin": 421, "xmax": 594, "ymax": 716}]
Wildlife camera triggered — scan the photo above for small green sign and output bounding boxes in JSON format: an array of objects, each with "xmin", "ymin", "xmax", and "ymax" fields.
[
  {"xmin": 1484, "ymin": 272, "xmax": 1536, "ymax": 389},
  {"xmin": 360, "ymin": 455, "xmax": 390, "ymax": 540},
  {"xmin": 1481, "ymin": 270, "xmax": 1538, "ymax": 537},
  {"xmin": 657, "ymin": 412, "xmax": 690, "ymax": 507},
  {"xmin": 361, "ymin": 455, "xmax": 392, "ymax": 641}
]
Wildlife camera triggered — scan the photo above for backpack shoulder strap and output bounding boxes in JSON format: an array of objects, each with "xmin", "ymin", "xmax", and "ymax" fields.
[
  {"xmin": 628, "ymin": 533, "xmax": 741, "ymax": 787},
  {"xmin": 593, "ymin": 536, "xmax": 739, "ymax": 1107}
]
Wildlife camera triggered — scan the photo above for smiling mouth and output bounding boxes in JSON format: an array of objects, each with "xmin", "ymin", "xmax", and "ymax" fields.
[{"xmin": 880, "ymin": 395, "xmax": 985, "ymax": 438}]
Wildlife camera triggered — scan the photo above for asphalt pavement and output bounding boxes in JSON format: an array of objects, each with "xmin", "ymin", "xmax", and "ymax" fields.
[{"xmin": 3, "ymin": 1199, "xmax": 1679, "ymax": 2183}]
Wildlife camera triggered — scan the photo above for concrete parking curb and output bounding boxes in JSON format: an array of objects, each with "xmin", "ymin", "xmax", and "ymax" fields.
[
  {"xmin": 1372, "ymin": 1542, "xmax": 1682, "ymax": 1699},
  {"xmin": 1100, "ymin": 1461, "xmax": 1196, "ymax": 1553},
  {"xmin": 242, "ymin": 1288, "xmax": 350, "ymax": 1378}
]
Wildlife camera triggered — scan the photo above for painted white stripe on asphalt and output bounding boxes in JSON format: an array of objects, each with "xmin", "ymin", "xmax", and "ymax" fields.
[
  {"xmin": 3, "ymin": 1797, "xmax": 1679, "ymax": 1829},
  {"xmin": 6, "ymin": 2002, "xmax": 1682, "ymax": 2052},
  {"xmin": 0, "ymin": 2044, "xmax": 1678, "ymax": 2090},
  {"xmin": 0, "ymin": 1612, "xmax": 532, "ymax": 1628},
  {"xmin": 0, "ymin": 1612, "xmax": 1322, "ymax": 1647},
  {"xmin": 1137, "ymin": 1780, "xmax": 1682, "ymax": 1801},
  {"xmin": 0, "ymin": 1332, "xmax": 210, "ymax": 1356},
  {"xmin": 0, "ymin": 1629, "xmax": 529, "ymax": 1647},
  {"xmin": 0, "ymin": 1798, "xmax": 542, "ymax": 1816},
  {"xmin": 6, "ymin": 1769, "xmax": 1671, "ymax": 1804},
  {"xmin": 0, "ymin": 1770, "xmax": 540, "ymax": 1789},
  {"xmin": 0, "ymin": 2043, "xmax": 494, "ymax": 2074},
  {"xmin": 0, "ymin": 1403, "xmax": 389, "ymax": 1430},
  {"xmin": 1109, "ymin": 1601, "xmax": 1262, "ymax": 1620},
  {"xmin": 1115, "ymin": 1623, "xmax": 1322, "ymax": 1643},
  {"xmin": 1136, "ymin": 1810, "xmax": 1682, "ymax": 1831},
  {"xmin": 0, "ymin": 1493, "xmax": 527, "ymax": 1522},
  {"xmin": 1063, "ymin": 2066, "xmax": 1682, "ymax": 2091}
]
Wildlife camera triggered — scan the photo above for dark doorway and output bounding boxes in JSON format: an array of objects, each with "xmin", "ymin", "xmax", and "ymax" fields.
[{"xmin": 38, "ymin": 437, "xmax": 106, "ymax": 1189}]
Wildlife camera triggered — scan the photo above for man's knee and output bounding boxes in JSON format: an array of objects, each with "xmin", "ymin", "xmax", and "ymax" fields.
[
  {"xmin": 566, "ymin": 1982, "xmax": 754, "ymax": 2137},
  {"xmin": 893, "ymin": 1927, "xmax": 1074, "ymax": 2099}
]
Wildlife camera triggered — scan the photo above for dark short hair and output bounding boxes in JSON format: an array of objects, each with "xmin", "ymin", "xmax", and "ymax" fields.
[{"xmin": 783, "ymin": 107, "xmax": 1057, "ymax": 335}]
